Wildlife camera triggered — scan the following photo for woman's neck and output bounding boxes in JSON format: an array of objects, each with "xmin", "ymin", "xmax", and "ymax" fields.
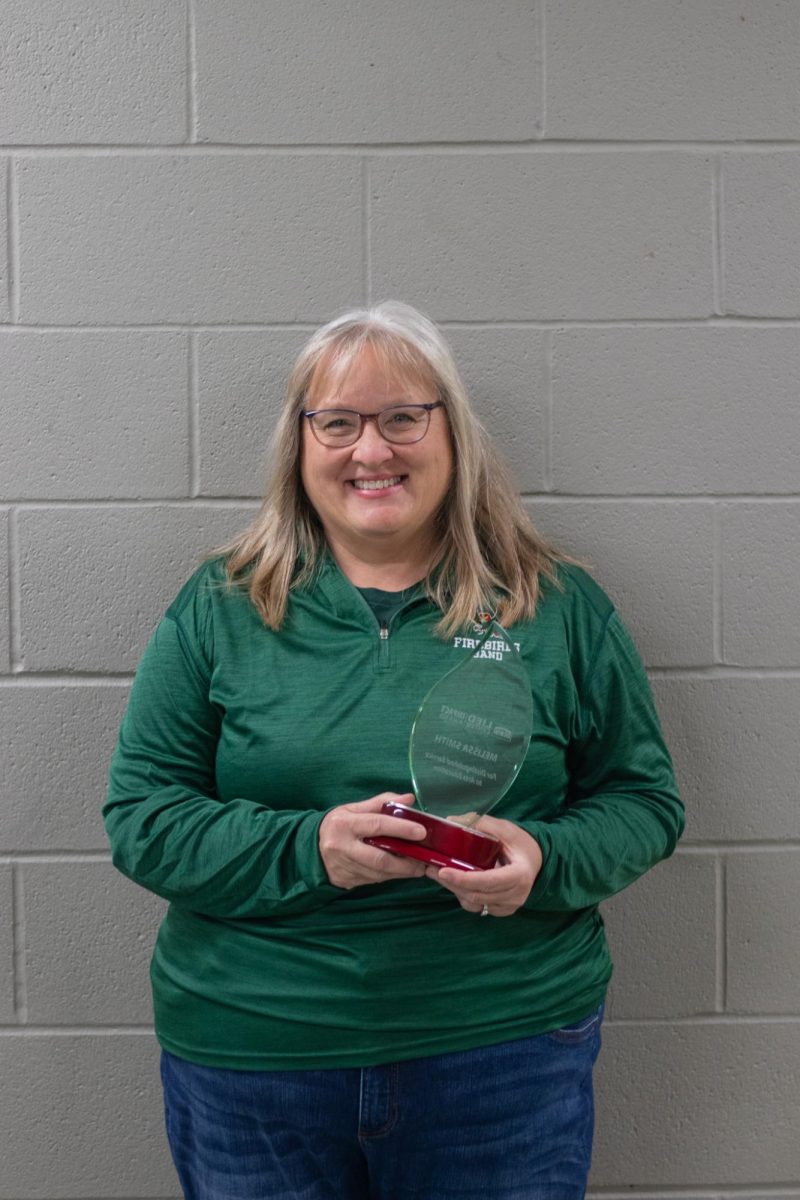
[{"xmin": 325, "ymin": 535, "xmax": 435, "ymax": 591}]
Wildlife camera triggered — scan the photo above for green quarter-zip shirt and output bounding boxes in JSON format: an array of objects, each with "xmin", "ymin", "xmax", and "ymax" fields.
[{"xmin": 104, "ymin": 556, "xmax": 683, "ymax": 1069}]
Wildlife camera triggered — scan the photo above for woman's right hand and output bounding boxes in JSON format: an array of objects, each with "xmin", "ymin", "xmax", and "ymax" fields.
[{"xmin": 318, "ymin": 793, "xmax": 429, "ymax": 889}]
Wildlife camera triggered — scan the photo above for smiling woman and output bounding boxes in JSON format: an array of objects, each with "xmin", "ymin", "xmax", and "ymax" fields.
[
  {"xmin": 104, "ymin": 301, "xmax": 684, "ymax": 1200},
  {"xmin": 220, "ymin": 301, "xmax": 564, "ymax": 638}
]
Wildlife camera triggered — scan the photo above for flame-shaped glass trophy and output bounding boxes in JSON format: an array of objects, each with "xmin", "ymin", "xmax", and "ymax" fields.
[{"xmin": 366, "ymin": 619, "xmax": 533, "ymax": 872}]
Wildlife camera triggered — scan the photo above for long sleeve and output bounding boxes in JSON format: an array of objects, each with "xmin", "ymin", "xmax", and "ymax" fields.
[
  {"xmin": 525, "ymin": 609, "xmax": 684, "ymax": 912},
  {"xmin": 104, "ymin": 605, "xmax": 340, "ymax": 919}
]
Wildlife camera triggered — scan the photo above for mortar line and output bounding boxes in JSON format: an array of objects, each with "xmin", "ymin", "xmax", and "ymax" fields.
[
  {"xmin": 1, "ymin": 853, "xmax": 113, "ymax": 864},
  {"xmin": 605, "ymin": 1015, "xmax": 800, "ymax": 1025},
  {"xmin": 0, "ymin": 1025, "xmax": 155, "ymax": 1035},
  {"xmin": 0, "ymin": 674, "xmax": 133, "ymax": 686},
  {"xmin": 363, "ymin": 157, "xmax": 372, "ymax": 305},
  {"xmin": 7, "ymin": 494, "xmax": 799, "ymax": 508},
  {"xmin": 6, "ymin": 157, "xmax": 20, "ymax": 321},
  {"xmin": 589, "ymin": 1188, "xmax": 800, "ymax": 1198},
  {"xmin": 712, "ymin": 154, "xmax": 725, "ymax": 315},
  {"xmin": 678, "ymin": 842, "xmax": 800, "ymax": 854},
  {"xmin": 6, "ymin": 316, "xmax": 800, "ymax": 331},
  {"xmin": 11, "ymin": 864, "xmax": 28, "ymax": 1022},
  {"xmin": 542, "ymin": 329, "xmax": 553, "ymax": 491},
  {"xmin": 536, "ymin": 0, "xmax": 546, "ymax": 139},
  {"xmin": 713, "ymin": 503, "xmax": 724, "ymax": 664},
  {"xmin": 715, "ymin": 853, "xmax": 726, "ymax": 1013},
  {"xmin": 8, "ymin": 140, "xmax": 800, "ymax": 155},
  {"xmin": 719, "ymin": 854, "xmax": 724, "ymax": 1012},
  {"xmin": 3, "ymin": 507, "xmax": 11, "ymax": 673},
  {"xmin": 188, "ymin": 332, "xmax": 200, "ymax": 497},
  {"xmin": 186, "ymin": 0, "xmax": 198, "ymax": 143},
  {"xmin": 10, "ymin": 498, "xmax": 260, "ymax": 511},
  {"xmin": 648, "ymin": 667, "xmax": 800, "ymax": 680},
  {"xmin": 8, "ymin": 508, "xmax": 22, "ymax": 672},
  {"xmin": 532, "ymin": 494, "xmax": 800, "ymax": 503}
]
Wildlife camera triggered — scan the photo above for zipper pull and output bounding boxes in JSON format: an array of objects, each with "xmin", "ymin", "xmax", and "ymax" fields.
[{"xmin": 379, "ymin": 621, "xmax": 389, "ymax": 641}]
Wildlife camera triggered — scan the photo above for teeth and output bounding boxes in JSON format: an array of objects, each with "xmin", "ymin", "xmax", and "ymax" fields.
[{"xmin": 352, "ymin": 477, "xmax": 402, "ymax": 491}]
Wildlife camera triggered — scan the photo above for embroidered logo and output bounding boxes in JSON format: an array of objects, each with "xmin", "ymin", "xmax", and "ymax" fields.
[{"xmin": 451, "ymin": 632, "xmax": 522, "ymax": 661}]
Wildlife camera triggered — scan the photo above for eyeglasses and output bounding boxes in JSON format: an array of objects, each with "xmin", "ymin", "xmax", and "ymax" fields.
[{"xmin": 302, "ymin": 401, "xmax": 445, "ymax": 447}]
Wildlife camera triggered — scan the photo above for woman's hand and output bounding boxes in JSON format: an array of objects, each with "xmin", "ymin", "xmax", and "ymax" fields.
[
  {"xmin": 318, "ymin": 793, "xmax": 429, "ymax": 890},
  {"xmin": 425, "ymin": 815, "xmax": 543, "ymax": 917}
]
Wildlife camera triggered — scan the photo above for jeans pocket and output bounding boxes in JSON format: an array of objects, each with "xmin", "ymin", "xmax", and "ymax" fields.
[{"xmin": 545, "ymin": 1002, "xmax": 604, "ymax": 1045}]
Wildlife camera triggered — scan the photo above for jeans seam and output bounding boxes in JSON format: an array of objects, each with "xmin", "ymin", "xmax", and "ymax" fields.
[{"xmin": 358, "ymin": 1063, "xmax": 399, "ymax": 1142}]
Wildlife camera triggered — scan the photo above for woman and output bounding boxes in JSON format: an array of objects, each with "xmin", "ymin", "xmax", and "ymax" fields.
[{"xmin": 105, "ymin": 301, "xmax": 683, "ymax": 1199}]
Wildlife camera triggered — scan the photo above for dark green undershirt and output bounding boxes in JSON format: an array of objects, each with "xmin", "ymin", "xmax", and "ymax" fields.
[{"xmin": 357, "ymin": 586, "xmax": 416, "ymax": 628}]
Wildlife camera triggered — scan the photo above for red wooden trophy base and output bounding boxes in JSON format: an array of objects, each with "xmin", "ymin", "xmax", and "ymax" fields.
[{"xmin": 365, "ymin": 800, "xmax": 502, "ymax": 872}]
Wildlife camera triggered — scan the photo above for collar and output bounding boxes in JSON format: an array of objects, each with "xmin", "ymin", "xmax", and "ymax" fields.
[{"xmin": 306, "ymin": 553, "xmax": 432, "ymax": 626}]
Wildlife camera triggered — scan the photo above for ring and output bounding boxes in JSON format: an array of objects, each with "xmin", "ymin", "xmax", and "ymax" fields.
[{"xmin": 480, "ymin": 904, "xmax": 490, "ymax": 917}]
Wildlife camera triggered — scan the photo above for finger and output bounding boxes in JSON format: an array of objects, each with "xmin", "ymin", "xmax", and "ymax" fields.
[
  {"xmin": 433, "ymin": 865, "xmax": 509, "ymax": 895},
  {"xmin": 433, "ymin": 874, "xmax": 523, "ymax": 913},
  {"xmin": 373, "ymin": 855, "xmax": 428, "ymax": 880},
  {"xmin": 353, "ymin": 814, "xmax": 428, "ymax": 843},
  {"xmin": 471, "ymin": 814, "xmax": 515, "ymax": 844},
  {"xmin": 345, "ymin": 792, "xmax": 416, "ymax": 814},
  {"xmin": 349, "ymin": 838, "xmax": 428, "ymax": 878}
]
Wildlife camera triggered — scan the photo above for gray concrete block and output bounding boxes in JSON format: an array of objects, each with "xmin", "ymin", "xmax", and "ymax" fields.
[
  {"xmin": 0, "ymin": 331, "xmax": 187, "ymax": 500},
  {"xmin": 726, "ymin": 852, "xmax": 800, "ymax": 1015},
  {"xmin": 0, "ymin": 0, "xmax": 185, "ymax": 145},
  {"xmin": 551, "ymin": 327, "xmax": 800, "ymax": 494},
  {"xmin": 724, "ymin": 153, "xmax": 800, "ymax": 317},
  {"xmin": 18, "ymin": 156, "xmax": 363, "ymax": 324},
  {"xmin": 18, "ymin": 504, "xmax": 254, "ymax": 672},
  {"xmin": 0, "ymin": 509, "xmax": 9, "ymax": 672},
  {"xmin": 196, "ymin": 0, "xmax": 540, "ymax": 143},
  {"xmin": 0, "ymin": 1035, "xmax": 177, "ymax": 1196},
  {"xmin": 198, "ymin": 329, "xmax": 311, "ymax": 497},
  {"xmin": 0, "ymin": 686, "xmax": 129, "ymax": 851},
  {"xmin": 370, "ymin": 154, "xmax": 712, "ymax": 320},
  {"xmin": 652, "ymin": 678, "xmax": 800, "ymax": 842},
  {"xmin": 529, "ymin": 500, "xmax": 714, "ymax": 668},
  {"xmin": 0, "ymin": 159, "xmax": 8, "ymax": 323},
  {"xmin": 591, "ymin": 1023, "xmax": 800, "ymax": 1186},
  {"xmin": 546, "ymin": 1, "xmax": 800, "ymax": 141},
  {"xmin": 24, "ymin": 862, "xmax": 164, "ymax": 1024},
  {"xmin": 603, "ymin": 854, "xmax": 717, "ymax": 1020},
  {"xmin": 0, "ymin": 866, "xmax": 15, "ymax": 1022},
  {"xmin": 721, "ymin": 504, "xmax": 800, "ymax": 668},
  {"xmin": 445, "ymin": 328, "xmax": 545, "ymax": 493}
]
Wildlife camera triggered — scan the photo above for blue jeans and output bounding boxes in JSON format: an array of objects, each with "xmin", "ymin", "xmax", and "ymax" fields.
[{"xmin": 160, "ymin": 1005, "xmax": 603, "ymax": 1200}]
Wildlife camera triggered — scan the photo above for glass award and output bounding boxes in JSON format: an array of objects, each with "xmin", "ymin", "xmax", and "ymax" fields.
[{"xmin": 366, "ymin": 618, "xmax": 533, "ymax": 872}]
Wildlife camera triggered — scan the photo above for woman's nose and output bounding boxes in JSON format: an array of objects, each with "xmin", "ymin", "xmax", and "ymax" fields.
[{"xmin": 351, "ymin": 417, "xmax": 393, "ymax": 462}]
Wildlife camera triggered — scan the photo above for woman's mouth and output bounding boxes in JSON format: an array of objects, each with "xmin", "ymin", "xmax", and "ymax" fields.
[{"xmin": 350, "ymin": 476, "xmax": 405, "ymax": 493}]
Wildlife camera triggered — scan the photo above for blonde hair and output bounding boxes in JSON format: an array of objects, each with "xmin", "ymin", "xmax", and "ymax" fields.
[{"xmin": 215, "ymin": 301, "xmax": 566, "ymax": 637}]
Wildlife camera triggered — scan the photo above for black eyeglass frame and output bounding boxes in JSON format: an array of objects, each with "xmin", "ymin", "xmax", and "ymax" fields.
[{"xmin": 302, "ymin": 400, "xmax": 445, "ymax": 447}]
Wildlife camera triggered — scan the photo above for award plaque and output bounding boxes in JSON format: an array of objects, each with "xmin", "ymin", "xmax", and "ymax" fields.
[{"xmin": 366, "ymin": 618, "xmax": 533, "ymax": 872}]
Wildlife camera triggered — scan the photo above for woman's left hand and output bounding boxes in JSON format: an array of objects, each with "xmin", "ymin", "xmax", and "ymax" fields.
[{"xmin": 425, "ymin": 815, "xmax": 543, "ymax": 917}]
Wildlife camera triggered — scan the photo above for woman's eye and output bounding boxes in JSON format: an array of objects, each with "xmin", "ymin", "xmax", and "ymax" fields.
[
  {"xmin": 386, "ymin": 410, "xmax": 417, "ymax": 426},
  {"xmin": 321, "ymin": 415, "xmax": 356, "ymax": 432}
]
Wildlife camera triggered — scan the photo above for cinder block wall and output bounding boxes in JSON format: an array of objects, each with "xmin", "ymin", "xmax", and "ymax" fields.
[{"xmin": 1, "ymin": 2, "xmax": 798, "ymax": 1195}]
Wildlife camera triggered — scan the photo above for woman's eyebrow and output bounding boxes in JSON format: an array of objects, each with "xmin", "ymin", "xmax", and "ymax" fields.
[{"xmin": 321, "ymin": 393, "xmax": 414, "ymax": 407}]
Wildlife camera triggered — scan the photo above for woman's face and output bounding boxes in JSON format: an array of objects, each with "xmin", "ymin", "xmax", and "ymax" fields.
[{"xmin": 300, "ymin": 345, "xmax": 454, "ymax": 563}]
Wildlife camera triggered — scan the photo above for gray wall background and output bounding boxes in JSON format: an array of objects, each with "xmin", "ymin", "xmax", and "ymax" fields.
[{"xmin": 1, "ymin": 0, "xmax": 799, "ymax": 1195}]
